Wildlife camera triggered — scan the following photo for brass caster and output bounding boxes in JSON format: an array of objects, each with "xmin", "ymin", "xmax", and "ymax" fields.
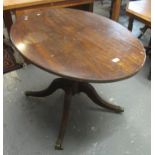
[{"xmin": 55, "ymin": 143, "xmax": 63, "ymax": 150}]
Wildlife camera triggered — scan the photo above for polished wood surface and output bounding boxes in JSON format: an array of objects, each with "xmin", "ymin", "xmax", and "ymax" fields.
[
  {"xmin": 4, "ymin": 0, "xmax": 121, "ymax": 21},
  {"xmin": 126, "ymin": 0, "xmax": 151, "ymax": 27},
  {"xmin": 4, "ymin": 0, "xmax": 94, "ymax": 10},
  {"xmin": 3, "ymin": 10, "xmax": 13, "ymax": 33},
  {"xmin": 111, "ymin": 0, "xmax": 121, "ymax": 21},
  {"xmin": 15, "ymin": 0, "xmax": 94, "ymax": 16},
  {"xmin": 4, "ymin": 0, "xmax": 94, "ymax": 34},
  {"xmin": 10, "ymin": 8, "xmax": 145, "ymax": 83}
]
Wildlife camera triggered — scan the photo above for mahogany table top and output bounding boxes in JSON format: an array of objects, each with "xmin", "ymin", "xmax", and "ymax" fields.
[{"xmin": 10, "ymin": 8, "xmax": 146, "ymax": 83}]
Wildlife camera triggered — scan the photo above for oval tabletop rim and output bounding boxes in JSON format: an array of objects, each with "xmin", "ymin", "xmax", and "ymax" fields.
[{"xmin": 10, "ymin": 8, "xmax": 146, "ymax": 83}]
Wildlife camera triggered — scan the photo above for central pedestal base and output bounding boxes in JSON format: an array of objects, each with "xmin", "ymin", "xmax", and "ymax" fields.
[{"xmin": 25, "ymin": 78, "xmax": 124, "ymax": 150}]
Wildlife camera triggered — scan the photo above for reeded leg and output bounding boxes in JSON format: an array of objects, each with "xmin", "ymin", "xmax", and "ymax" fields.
[
  {"xmin": 55, "ymin": 89, "xmax": 72, "ymax": 150},
  {"xmin": 79, "ymin": 83, "xmax": 124, "ymax": 113},
  {"xmin": 25, "ymin": 78, "xmax": 69, "ymax": 97}
]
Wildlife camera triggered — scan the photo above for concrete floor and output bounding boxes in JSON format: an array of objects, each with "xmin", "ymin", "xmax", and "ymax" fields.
[{"xmin": 4, "ymin": 1, "xmax": 151, "ymax": 155}]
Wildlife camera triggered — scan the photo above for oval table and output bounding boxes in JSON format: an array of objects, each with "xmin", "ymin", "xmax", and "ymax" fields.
[{"xmin": 10, "ymin": 8, "xmax": 146, "ymax": 150}]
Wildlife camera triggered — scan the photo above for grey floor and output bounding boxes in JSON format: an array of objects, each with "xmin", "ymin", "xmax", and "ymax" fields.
[{"xmin": 4, "ymin": 1, "xmax": 151, "ymax": 155}]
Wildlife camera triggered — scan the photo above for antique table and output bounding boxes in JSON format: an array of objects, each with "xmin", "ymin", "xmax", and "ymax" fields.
[
  {"xmin": 4, "ymin": 0, "xmax": 94, "ymax": 33},
  {"xmin": 4, "ymin": 0, "xmax": 122, "ymax": 33},
  {"xmin": 10, "ymin": 8, "xmax": 146, "ymax": 150},
  {"xmin": 3, "ymin": 0, "xmax": 94, "ymax": 71}
]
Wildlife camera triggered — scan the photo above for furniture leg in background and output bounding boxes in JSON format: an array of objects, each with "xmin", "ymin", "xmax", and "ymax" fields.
[{"xmin": 126, "ymin": 0, "xmax": 151, "ymax": 80}]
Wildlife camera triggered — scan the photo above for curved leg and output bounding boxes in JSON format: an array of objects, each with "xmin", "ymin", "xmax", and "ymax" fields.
[
  {"xmin": 25, "ymin": 78, "xmax": 70, "ymax": 97},
  {"xmin": 79, "ymin": 83, "xmax": 124, "ymax": 113},
  {"xmin": 55, "ymin": 89, "xmax": 72, "ymax": 150}
]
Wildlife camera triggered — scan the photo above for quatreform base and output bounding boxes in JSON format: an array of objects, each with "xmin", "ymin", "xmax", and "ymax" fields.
[{"xmin": 25, "ymin": 78, "xmax": 124, "ymax": 150}]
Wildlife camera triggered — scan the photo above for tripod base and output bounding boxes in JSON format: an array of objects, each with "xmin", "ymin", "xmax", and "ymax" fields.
[{"xmin": 25, "ymin": 78, "xmax": 124, "ymax": 150}]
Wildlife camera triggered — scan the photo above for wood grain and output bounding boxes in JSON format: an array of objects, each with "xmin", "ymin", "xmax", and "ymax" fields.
[
  {"xmin": 10, "ymin": 8, "xmax": 146, "ymax": 83},
  {"xmin": 4, "ymin": 0, "xmax": 67, "ymax": 10},
  {"xmin": 15, "ymin": 0, "xmax": 94, "ymax": 16},
  {"xmin": 4, "ymin": 0, "xmax": 94, "ymax": 10}
]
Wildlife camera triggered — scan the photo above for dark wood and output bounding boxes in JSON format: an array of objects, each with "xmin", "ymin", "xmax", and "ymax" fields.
[
  {"xmin": 3, "ymin": 38, "xmax": 23, "ymax": 74},
  {"xmin": 138, "ymin": 25, "xmax": 149, "ymax": 39},
  {"xmin": 109, "ymin": 0, "xmax": 114, "ymax": 19},
  {"xmin": 4, "ymin": 0, "xmax": 94, "ymax": 33},
  {"xmin": 55, "ymin": 87, "xmax": 72, "ymax": 150},
  {"xmin": 3, "ymin": 9, "xmax": 24, "ymax": 73},
  {"xmin": 145, "ymin": 38, "xmax": 151, "ymax": 80},
  {"xmin": 128, "ymin": 17, "xmax": 134, "ymax": 31},
  {"xmin": 78, "ymin": 82, "xmax": 124, "ymax": 112},
  {"xmin": 25, "ymin": 78, "xmax": 124, "ymax": 113},
  {"xmin": 10, "ymin": 8, "xmax": 145, "ymax": 83},
  {"xmin": 4, "ymin": 1, "xmax": 94, "ymax": 66},
  {"xmin": 25, "ymin": 78, "xmax": 124, "ymax": 149},
  {"xmin": 148, "ymin": 67, "xmax": 151, "ymax": 80},
  {"xmin": 3, "ymin": 10, "xmax": 13, "ymax": 33},
  {"xmin": 25, "ymin": 78, "xmax": 67, "ymax": 97},
  {"xmin": 10, "ymin": 8, "xmax": 146, "ymax": 150}
]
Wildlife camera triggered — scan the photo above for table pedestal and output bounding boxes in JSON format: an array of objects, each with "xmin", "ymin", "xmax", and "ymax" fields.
[{"xmin": 25, "ymin": 78, "xmax": 124, "ymax": 150}]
